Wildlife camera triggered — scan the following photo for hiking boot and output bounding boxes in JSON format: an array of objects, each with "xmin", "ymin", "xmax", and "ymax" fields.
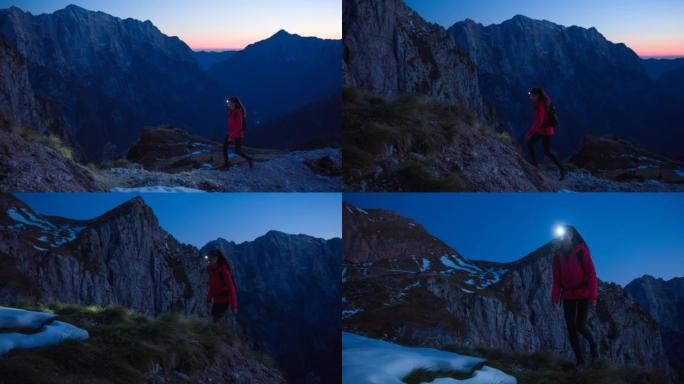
[
  {"xmin": 222, "ymin": 162, "xmax": 231, "ymax": 171},
  {"xmin": 247, "ymin": 158, "xmax": 254, "ymax": 169},
  {"xmin": 559, "ymin": 168, "xmax": 567, "ymax": 181}
]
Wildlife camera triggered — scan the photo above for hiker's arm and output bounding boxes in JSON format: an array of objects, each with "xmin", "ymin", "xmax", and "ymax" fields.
[
  {"xmin": 551, "ymin": 253, "xmax": 561, "ymax": 305},
  {"xmin": 223, "ymin": 269, "xmax": 238, "ymax": 314},
  {"xmin": 582, "ymin": 244, "xmax": 599, "ymax": 302}
]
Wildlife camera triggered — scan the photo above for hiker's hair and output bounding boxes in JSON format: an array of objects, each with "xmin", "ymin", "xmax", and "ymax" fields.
[
  {"xmin": 529, "ymin": 87, "xmax": 550, "ymax": 107},
  {"xmin": 228, "ymin": 96, "xmax": 247, "ymax": 117},
  {"xmin": 562, "ymin": 225, "xmax": 587, "ymax": 251},
  {"xmin": 208, "ymin": 249, "xmax": 232, "ymax": 272}
]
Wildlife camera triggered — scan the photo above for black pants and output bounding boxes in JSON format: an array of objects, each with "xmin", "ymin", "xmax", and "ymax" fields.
[
  {"xmin": 563, "ymin": 299, "xmax": 597, "ymax": 365},
  {"xmin": 223, "ymin": 137, "xmax": 252, "ymax": 165},
  {"xmin": 527, "ymin": 134, "xmax": 563, "ymax": 170},
  {"xmin": 211, "ymin": 302, "xmax": 230, "ymax": 323}
]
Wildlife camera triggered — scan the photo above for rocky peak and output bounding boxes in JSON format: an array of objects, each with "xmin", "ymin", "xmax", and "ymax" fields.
[
  {"xmin": 343, "ymin": 201, "xmax": 455, "ymax": 263},
  {"xmin": 343, "ymin": 0, "xmax": 484, "ymax": 116}
]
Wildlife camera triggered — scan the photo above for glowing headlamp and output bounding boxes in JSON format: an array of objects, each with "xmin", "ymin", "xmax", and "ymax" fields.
[{"xmin": 555, "ymin": 225, "xmax": 566, "ymax": 237}]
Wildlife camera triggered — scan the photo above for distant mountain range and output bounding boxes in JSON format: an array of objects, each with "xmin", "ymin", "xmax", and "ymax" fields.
[
  {"xmin": 193, "ymin": 50, "xmax": 238, "ymax": 70},
  {"xmin": 0, "ymin": 193, "xmax": 340, "ymax": 384},
  {"xmin": 449, "ymin": 15, "xmax": 683, "ymax": 157},
  {"xmin": 0, "ymin": 5, "xmax": 340, "ymax": 161},
  {"xmin": 342, "ymin": 202, "xmax": 674, "ymax": 378},
  {"xmin": 641, "ymin": 58, "xmax": 684, "ymax": 79}
]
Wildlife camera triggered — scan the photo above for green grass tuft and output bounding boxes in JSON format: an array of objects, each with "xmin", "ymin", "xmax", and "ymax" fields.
[{"xmin": 0, "ymin": 303, "xmax": 246, "ymax": 384}]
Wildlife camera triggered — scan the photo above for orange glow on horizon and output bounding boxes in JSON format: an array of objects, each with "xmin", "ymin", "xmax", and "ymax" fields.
[
  {"xmin": 181, "ymin": 31, "xmax": 340, "ymax": 51},
  {"xmin": 627, "ymin": 40, "xmax": 684, "ymax": 58}
]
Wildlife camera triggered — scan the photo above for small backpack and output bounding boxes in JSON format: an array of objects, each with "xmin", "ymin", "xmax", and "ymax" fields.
[{"xmin": 544, "ymin": 102, "xmax": 558, "ymax": 128}]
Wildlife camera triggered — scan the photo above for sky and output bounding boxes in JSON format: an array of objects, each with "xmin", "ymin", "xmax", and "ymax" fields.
[
  {"xmin": 345, "ymin": 193, "xmax": 684, "ymax": 286},
  {"xmin": 405, "ymin": 0, "xmax": 684, "ymax": 58},
  {"xmin": 1, "ymin": 0, "xmax": 341, "ymax": 50},
  {"xmin": 15, "ymin": 193, "xmax": 342, "ymax": 247}
]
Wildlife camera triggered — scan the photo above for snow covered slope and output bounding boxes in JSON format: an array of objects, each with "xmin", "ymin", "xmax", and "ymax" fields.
[
  {"xmin": 343, "ymin": 332, "xmax": 516, "ymax": 384},
  {"xmin": 0, "ymin": 307, "xmax": 88, "ymax": 355}
]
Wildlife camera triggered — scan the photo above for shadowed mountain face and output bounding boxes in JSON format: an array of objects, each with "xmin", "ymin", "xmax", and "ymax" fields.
[
  {"xmin": 202, "ymin": 234, "xmax": 341, "ymax": 384},
  {"xmin": 208, "ymin": 30, "xmax": 341, "ymax": 127},
  {"xmin": 642, "ymin": 58, "xmax": 684, "ymax": 80},
  {"xmin": 626, "ymin": 276, "xmax": 684, "ymax": 380},
  {"xmin": 0, "ymin": 5, "xmax": 225, "ymax": 161},
  {"xmin": 342, "ymin": 202, "xmax": 671, "ymax": 376},
  {"xmin": 448, "ymin": 16, "xmax": 684, "ymax": 157}
]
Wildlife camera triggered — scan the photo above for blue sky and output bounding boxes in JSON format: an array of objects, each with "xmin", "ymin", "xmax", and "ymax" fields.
[
  {"xmin": 405, "ymin": 0, "xmax": 684, "ymax": 58},
  {"xmin": 345, "ymin": 193, "xmax": 684, "ymax": 286},
  {"xmin": 1, "ymin": 0, "xmax": 341, "ymax": 50},
  {"xmin": 15, "ymin": 193, "xmax": 341, "ymax": 247}
]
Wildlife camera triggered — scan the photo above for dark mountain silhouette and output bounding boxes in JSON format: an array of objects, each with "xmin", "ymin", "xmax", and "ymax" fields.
[
  {"xmin": 626, "ymin": 275, "xmax": 684, "ymax": 381},
  {"xmin": 0, "ymin": 5, "xmax": 225, "ymax": 161},
  {"xmin": 448, "ymin": 15, "xmax": 681, "ymax": 157},
  {"xmin": 342, "ymin": 202, "xmax": 671, "ymax": 377},
  {"xmin": 208, "ymin": 30, "xmax": 341, "ymax": 126},
  {"xmin": 249, "ymin": 95, "xmax": 341, "ymax": 150},
  {"xmin": 642, "ymin": 58, "xmax": 684, "ymax": 79},
  {"xmin": 193, "ymin": 49, "xmax": 238, "ymax": 70}
]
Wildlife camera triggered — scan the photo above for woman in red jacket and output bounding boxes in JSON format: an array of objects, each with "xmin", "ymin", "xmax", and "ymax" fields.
[
  {"xmin": 206, "ymin": 249, "xmax": 238, "ymax": 323},
  {"xmin": 223, "ymin": 96, "xmax": 254, "ymax": 170},
  {"xmin": 551, "ymin": 225, "xmax": 598, "ymax": 367},
  {"xmin": 525, "ymin": 88, "xmax": 566, "ymax": 180}
]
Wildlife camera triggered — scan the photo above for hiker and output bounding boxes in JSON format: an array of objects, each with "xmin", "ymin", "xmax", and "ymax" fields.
[
  {"xmin": 551, "ymin": 225, "xmax": 599, "ymax": 368},
  {"xmin": 525, "ymin": 87, "xmax": 566, "ymax": 180},
  {"xmin": 223, "ymin": 96, "xmax": 254, "ymax": 169},
  {"xmin": 206, "ymin": 249, "xmax": 238, "ymax": 323}
]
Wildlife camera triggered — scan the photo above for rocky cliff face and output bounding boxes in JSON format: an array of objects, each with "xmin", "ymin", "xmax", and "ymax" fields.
[
  {"xmin": 342, "ymin": 203, "xmax": 670, "ymax": 375},
  {"xmin": 626, "ymin": 275, "xmax": 684, "ymax": 379},
  {"xmin": 0, "ymin": 193, "xmax": 205, "ymax": 315},
  {"xmin": 343, "ymin": 0, "xmax": 484, "ymax": 116},
  {"xmin": 449, "ymin": 16, "xmax": 678, "ymax": 156},
  {"xmin": 0, "ymin": 5, "xmax": 224, "ymax": 161},
  {"xmin": 202, "ymin": 233, "xmax": 341, "ymax": 384},
  {"xmin": 0, "ymin": 35, "xmax": 73, "ymax": 143}
]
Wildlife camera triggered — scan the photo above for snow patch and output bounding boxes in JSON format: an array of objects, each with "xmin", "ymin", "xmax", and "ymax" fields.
[
  {"xmin": 675, "ymin": 169, "xmax": 684, "ymax": 177},
  {"xmin": 0, "ymin": 307, "xmax": 89, "ymax": 356},
  {"xmin": 342, "ymin": 332, "xmax": 516, "ymax": 384},
  {"xmin": 342, "ymin": 308, "xmax": 363, "ymax": 319}
]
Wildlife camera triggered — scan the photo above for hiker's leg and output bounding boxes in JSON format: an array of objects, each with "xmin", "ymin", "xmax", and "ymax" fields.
[
  {"xmin": 576, "ymin": 299, "xmax": 598, "ymax": 358},
  {"xmin": 527, "ymin": 135, "xmax": 540, "ymax": 166},
  {"xmin": 234, "ymin": 138, "xmax": 254, "ymax": 167},
  {"xmin": 563, "ymin": 300, "xmax": 583, "ymax": 365},
  {"xmin": 542, "ymin": 136, "xmax": 563, "ymax": 170},
  {"xmin": 223, "ymin": 136, "xmax": 230, "ymax": 166}
]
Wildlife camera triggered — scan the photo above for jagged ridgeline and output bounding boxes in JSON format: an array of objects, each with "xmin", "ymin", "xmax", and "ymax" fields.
[
  {"xmin": 341, "ymin": 202, "xmax": 673, "ymax": 381},
  {"xmin": 0, "ymin": 193, "xmax": 341, "ymax": 384},
  {"xmin": 342, "ymin": 0, "xmax": 684, "ymax": 192}
]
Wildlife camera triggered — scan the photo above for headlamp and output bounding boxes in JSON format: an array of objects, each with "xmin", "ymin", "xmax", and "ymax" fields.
[{"xmin": 555, "ymin": 225, "xmax": 566, "ymax": 237}]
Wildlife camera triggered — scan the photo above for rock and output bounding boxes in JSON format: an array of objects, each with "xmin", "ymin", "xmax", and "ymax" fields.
[
  {"xmin": 304, "ymin": 155, "xmax": 342, "ymax": 177},
  {"xmin": 342, "ymin": 202, "xmax": 671, "ymax": 375},
  {"xmin": 343, "ymin": 0, "xmax": 485, "ymax": 116},
  {"xmin": 0, "ymin": 129, "xmax": 103, "ymax": 192},
  {"xmin": 569, "ymin": 136, "xmax": 684, "ymax": 184}
]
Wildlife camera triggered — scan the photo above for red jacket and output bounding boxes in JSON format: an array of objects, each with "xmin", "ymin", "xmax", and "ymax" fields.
[
  {"xmin": 207, "ymin": 265, "xmax": 238, "ymax": 313},
  {"xmin": 525, "ymin": 99, "xmax": 555, "ymax": 139},
  {"xmin": 551, "ymin": 242, "xmax": 598, "ymax": 304},
  {"xmin": 227, "ymin": 107, "xmax": 245, "ymax": 140}
]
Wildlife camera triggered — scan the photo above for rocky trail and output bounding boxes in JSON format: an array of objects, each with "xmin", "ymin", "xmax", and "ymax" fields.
[{"xmin": 97, "ymin": 147, "xmax": 341, "ymax": 192}]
